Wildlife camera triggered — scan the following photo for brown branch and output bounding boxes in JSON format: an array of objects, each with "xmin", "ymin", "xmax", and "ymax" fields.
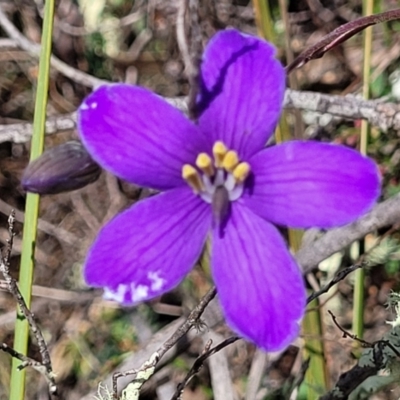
[
  {"xmin": 55, "ymin": 10, "xmax": 144, "ymax": 37},
  {"xmin": 319, "ymin": 342, "xmax": 384, "ymax": 400},
  {"xmin": 0, "ymin": 95, "xmax": 189, "ymax": 144},
  {"xmin": 171, "ymin": 336, "xmax": 240, "ymax": 400},
  {"xmin": 176, "ymin": 0, "xmax": 192, "ymax": 79},
  {"xmin": 0, "ymin": 340, "xmax": 57, "ymax": 398},
  {"xmin": 287, "ymin": 9, "xmax": 400, "ymax": 73},
  {"xmin": 0, "ymin": 5, "xmax": 105, "ymax": 88},
  {"xmin": 307, "ymin": 263, "xmax": 364, "ymax": 304},
  {"xmin": 320, "ymin": 312, "xmax": 400, "ymax": 400},
  {"xmin": 0, "ymin": 112, "xmax": 77, "ymax": 144},
  {"xmin": 2, "ymin": 89, "xmax": 400, "ymax": 145},
  {"xmin": 307, "ymin": 224, "xmax": 400, "ymax": 303},
  {"xmin": 111, "ymin": 287, "xmax": 217, "ymax": 398},
  {"xmin": 176, "ymin": 0, "xmax": 202, "ymax": 118},
  {"xmin": 0, "ymin": 212, "xmax": 57, "ymax": 396},
  {"xmin": 80, "ymin": 283, "xmax": 223, "ymax": 400},
  {"xmin": 296, "ymin": 193, "xmax": 400, "ymax": 274},
  {"xmin": 328, "ymin": 311, "xmax": 372, "ymax": 347},
  {"xmin": 0, "ymin": 198, "xmax": 78, "ymax": 246},
  {"xmin": 284, "ymin": 89, "xmax": 400, "ymax": 132}
]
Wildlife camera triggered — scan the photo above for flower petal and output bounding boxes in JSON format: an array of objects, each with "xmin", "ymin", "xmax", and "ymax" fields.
[
  {"xmin": 197, "ymin": 29, "xmax": 285, "ymax": 159},
  {"xmin": 211, "ymin": 203, "xmax": 306, "ymax": 351},
  {"xmin": 244, "ymin": 141, "xmax": 380, "ymax": 228},
  {"xmin": 85, "ymin": 187, "xmax": 211, "ymax": 304},
  {"xmin": 78, "ymin": 84, "xmax": 206, "ymax": 190}
]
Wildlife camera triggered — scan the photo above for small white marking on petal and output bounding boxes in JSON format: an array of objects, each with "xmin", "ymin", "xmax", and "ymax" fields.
[
  {"xmin": 103, "ymin": 284, "xmax": 127, "ymax": 303},
  {"xmin": 103, "ymin": 288, "xmax": 114, "ymax": 300},
  {"xmin": 131, "ymin": 284, "xmax": 149, "ymax": 303},
  {"xmin": 148, "ymin": 271, "xmax": 166, "ymax": 292},
  {"xmin": 90, "ymin": 102, "xmax": 98, "ymax": 109},
  {"xmin": 80, "ymin": 102, "xmax": 89, "ymax": 110}
]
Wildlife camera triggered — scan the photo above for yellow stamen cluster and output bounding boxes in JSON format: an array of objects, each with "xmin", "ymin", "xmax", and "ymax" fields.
[
  {"xmin": 182, "ymin": 164, "xmax": 204, "ymax": 193},
  {"xmin": 182, "ymin": 141, "xmax": 251, "ymax": 194},
  {"xmin": 222, "ymin": 150, "xmax": 239, "ymax": 172},
  {"xmin": 212, "ymin": 141, "xmax": 227, "ymax": 168},
  {"xmin": 196, "ymin": 153, "xmax": 214, "ymax": 177},
  {"xmin": 233, "ymin": 162, "xmax": 250, "ymax": 183}
]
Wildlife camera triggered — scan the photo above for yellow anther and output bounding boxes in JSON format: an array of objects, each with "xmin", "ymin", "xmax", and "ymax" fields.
[
  {"xmin": 196, "ymin": 153, "xmax": 214, "ymax": 177},
  {"xmin": 213, "ymin": 141, "xmax": 228, "ymax": 168},
  {"xmin": 182, "ymin": 164, "xmax": 204, "ymax": 193},
  {"xmin": 222, "ymin": 150, "xmax": 239, "ymax": 172},
  {"xmin": 233, "ymin": 162, "xmax": 251, "ymax": 183}
]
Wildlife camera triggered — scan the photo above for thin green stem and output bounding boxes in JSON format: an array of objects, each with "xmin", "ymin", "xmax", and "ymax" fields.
[
  {"xmin": 352, "ymin": 0, "xmax": 374, "ymax": 343},
  {"xmin": 9, "ymin": 1, "xmax": 55, "ymax": 399},
  {"xmin": 300, "ymin": 301, "xmax": 328, "ymax": 397},
  {"xmin": 252, "ymin": 0, "xmax": 291, "ymax": 144},
  {"xmin": 252, "ymin": 1, "xmax": 328, "ymax": 397},
  {"xmin": 252, "ymin": 0, "xmax": 275, "ymax": 42}
]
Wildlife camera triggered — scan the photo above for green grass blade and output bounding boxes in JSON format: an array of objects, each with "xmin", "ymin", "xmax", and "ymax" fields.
[
  {"xmin": 252, "ymin": 0, "xmax": 275, "ymax": 42},
  {"xmin": 300, "ymin": 299, "xmax": 328, "ymax": 396},
  {"xmin": 252, "ymin": 1, "xmax": 328, "ymax": 397},
  {"xmin": 9, "ymin": 1, "xmax": 55, "ymax": 399},
  {"xmin": 352, "ymin": 0, "xmax": 374, "ymax": 344}
]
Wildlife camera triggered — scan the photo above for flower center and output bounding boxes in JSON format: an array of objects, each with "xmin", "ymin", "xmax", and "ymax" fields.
[{"xmin": 182, "ymin": 141, "xmax": 251, "ymax": 205}]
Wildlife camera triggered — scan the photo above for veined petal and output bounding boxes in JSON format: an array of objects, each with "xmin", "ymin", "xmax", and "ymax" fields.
[
  {"xmin": 211, "ymin": 203, "xmax": 306, "ymax": 351},
  {"xmin": 197, "ymin": 29, "xmax": 285, "ymax": 159},
  {"xmin": 244, "ymin": 141, "xmax": 381, "ymax": 228},
  {"xmin": 78, "ymin": 84, "xmax": 206, "ymax": 190},
  {"xmin": 85, "ymin": 187, "xmax": 211, "ymax": 304}
]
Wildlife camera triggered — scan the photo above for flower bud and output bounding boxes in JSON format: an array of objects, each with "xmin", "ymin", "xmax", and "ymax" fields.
[{"xmin": 22, "ymin": 141, "xmax": 101, "ymax": 194}]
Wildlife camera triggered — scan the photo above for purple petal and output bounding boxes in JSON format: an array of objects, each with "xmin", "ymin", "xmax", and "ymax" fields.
[
  {"xmin": 85, "ymin": 187, "xmax": 211, "ymax": 304},
  {"xmin": 78, "ymin": 84, "xmax": 206, "ymax": 190},
  {"xmin": 243, "ymin": 141, "xmax": 381, "ymax": 228},
  {"xmin": 197, "ymin": 29, "xmax": 285, "ymax": 159},
  {"xmin": 211, "ymin": 203, "xmax": 306, "ymax": 351}
]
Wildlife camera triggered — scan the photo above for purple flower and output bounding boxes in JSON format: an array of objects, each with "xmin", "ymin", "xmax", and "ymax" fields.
[{"xmin": 77, "ymin": 29, "xmax": 380, "ymax": 351}]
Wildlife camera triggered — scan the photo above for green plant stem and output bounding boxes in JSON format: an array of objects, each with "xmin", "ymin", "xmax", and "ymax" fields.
[
  {"xmin": 9, "ymin": 1, "xmax": 55, "ymax": 399},
  {"xmin": 301, "ymin": 300, "xmax": 328, "ymax": 395},
  {"xmin": 353, "ymin": 0, "xmax": 374, "ymax": 344},
  {"xmin": 252, "ymin": 0, "xmax": 275, "ymax": 42},
  {"xmin": 252, "ymin": 0, "xmax": 328, "ymax": 397}
]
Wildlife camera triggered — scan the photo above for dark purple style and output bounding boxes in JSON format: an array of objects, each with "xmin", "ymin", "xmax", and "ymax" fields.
[{"xmin": 77, "ymin": 29, "xmax": 380, "ymax": 351}]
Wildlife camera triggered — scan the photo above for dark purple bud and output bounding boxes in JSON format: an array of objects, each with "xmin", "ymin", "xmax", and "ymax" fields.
[{"xmin": 22, "ymin": 141, "xmax": 101, "ymax": 194}]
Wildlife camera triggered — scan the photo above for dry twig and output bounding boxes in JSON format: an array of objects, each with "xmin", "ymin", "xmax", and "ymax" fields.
[
  {"xmin": 3, "ymin": 89, "xmax": 400, "ymax": 145},
  {"xmin": 0, "ymin": 198, "xmax": 78, "ymax": 246},
  {"xmin": 307, "ymin": 263, "xmax": 364, "ymax": 304},
  {"xmin": 0, "ymin": 212, "xmax": 57, "ymax": 396},
  {"xmin": 287, "ymin": 9, "xmax": 400, "ymax": 73},
  {"xmin": 320, "ymin": 312, "xmax": 400, "ymax": 400},
  {"xmin": 176, "ymin": 0, "xmax": 202, "ymax": 118},
  {"xmin": 56, "ymin": 10, "xmax": 144, "ymax": 37},
  {"xmin": 111, "ymin": 287, "xmax": 217, "ymax": 398},
  {"xmin": 328, "ymin": 310, "xmax": 372, "ymax": 347},
  {"xmin": 296, "ymin": 193, "xmax": 400, "ymax": 274},
  {"xmin": 0, "ymin": 5, "xmax": 105, "ymax": 88},
  {"xmin": 171, "ymin": 335, "xmax": 240, "ymax": 400}
]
